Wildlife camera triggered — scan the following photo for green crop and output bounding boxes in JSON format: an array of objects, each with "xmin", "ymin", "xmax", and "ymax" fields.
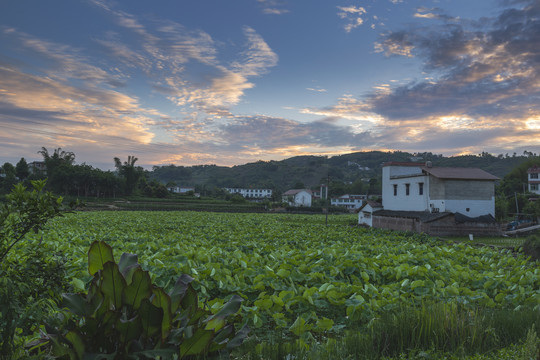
[{"xmin": 29, "ymin": 211, "xmax": 540, "ymax": 338}]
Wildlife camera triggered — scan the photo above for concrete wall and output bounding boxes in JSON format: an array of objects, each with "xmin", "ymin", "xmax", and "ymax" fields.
[
  {"xmin": 373, "ymin": 214, "xmax": 502, "ymax": 236},
  {"xmin": 294, "ymin": 191, "xmax": 312, "ymax": 207},
  {"xmin": 382, "ymin": 165, "xmax": 428, "ymax": 211},
  {"xmin": 372, "ymin": 215, "xmax": 420, "ymax": 233}
]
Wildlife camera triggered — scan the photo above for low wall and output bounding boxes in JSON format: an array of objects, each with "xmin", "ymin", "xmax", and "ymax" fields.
[
  {"xmin": 373, "ymin": 216, "xmax": 420, "ymax": 233},
  {"xmin": 373, "ymin": 214, "xmax": 501, "ymax": 236}
]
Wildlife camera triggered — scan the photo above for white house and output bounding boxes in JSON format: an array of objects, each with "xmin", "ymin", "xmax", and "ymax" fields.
[
  {"xmin": 282, "ymin": 189, "xmax": 312, "ymax": 207},
  {"xmin": 168, "ymin": 186, "xmax": 195, "ymax": 194},
  {"xmin": 357, "ymin": 201, "xmax": 383, "ymax": 226},
  {"xmin": 528, "ymin": 165, "xmax": 540, "ymax": 195},
  {"xmin": 331, "ymin": 194, "xmax": 366, "ymax": 210},
  {"xmin": 224, "ymin": 188, "xmax": 273, "ymax": 199},
  {"xmin": 382, "ymin": 162, "xmax": 499, "ymax": 217}
]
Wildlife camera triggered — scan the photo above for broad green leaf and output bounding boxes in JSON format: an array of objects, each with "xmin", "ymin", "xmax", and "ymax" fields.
[
  {"xmin": 179, "ymin": 328, "xmax": 214, "ymax": 357},
  {"xmin": 116, "ymin": 316, "xmax": 142, "ymax": 343},
  {"xmin": 88, "ymin": 241, "xmax": 114, "ymax": 276},
  {"xmin": 139, "ymin": 298, "xmax": 163, "ymax": 338},
  {"xmin": 62, "ymin": 293, "xmax": 87, "ymax": 317},
  {"xmin": 316, "ymin": 317, "xmax": 334, "ymax": 332},
  {"xmin": 65, "ymin": 330, "xmax": 85, "ymax": 358},
  {"xmin": 169, "ymin": 274, "xmax": 194, "ymax": 313},
  {"xmin": 151, "ymin": 287, "xmax": 172, "ymax": 339},
  {"xmin": 118, "ymin": 252, "xmax": 140, "ymax": 283},
  {"xmin": 101, "ymin": 261, "xmax": 126, "ymax": 309},
  {"xmin": 213, "ymin": 295, "xmax": 243, "ymax": 318},
  {"xmin": 289, "ymin": 316, "xmax": 307, "ymax": 336},
  {"xmin": 123, "ymin": 267, "xmax": 152, "ymax": 309}
]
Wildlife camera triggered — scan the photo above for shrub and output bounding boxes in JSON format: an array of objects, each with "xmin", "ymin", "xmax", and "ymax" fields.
[
  {"xmin": 522, "ymin": 234, "xmax": 540, "ymax": 261},
  {"xmin": 40, "ymin": 241, "xmax": 249, "ymax": 359}
]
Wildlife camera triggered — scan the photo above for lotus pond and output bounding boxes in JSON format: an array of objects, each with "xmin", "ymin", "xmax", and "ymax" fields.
[{"xmin": 29, "ymin": 211, "xmax": 539, "ymax": 339}]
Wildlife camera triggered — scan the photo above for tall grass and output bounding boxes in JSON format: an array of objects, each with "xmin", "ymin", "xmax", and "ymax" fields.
[{"xmin": 235, "ymin": 302, "xmax": 540, "ymax": 359}]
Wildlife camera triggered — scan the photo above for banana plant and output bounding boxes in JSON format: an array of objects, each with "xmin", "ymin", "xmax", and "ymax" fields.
[{"xmin": 42, "ymin": 241, "xmax": 248, "ymax": 359}]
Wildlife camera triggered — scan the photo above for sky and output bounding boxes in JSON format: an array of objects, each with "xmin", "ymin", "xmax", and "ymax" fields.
[{"xmin": 0, "ymin": 0, "xmax": 539, "ymax": 170}]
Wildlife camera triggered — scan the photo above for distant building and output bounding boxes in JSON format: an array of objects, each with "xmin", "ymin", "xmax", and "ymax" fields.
[
  {"xmin": 382, "ymin": 161, "xmax": 498, "ymax": 217},
  {"xmin": 528, "ymin": 165, "xmax": 540, "ymax": 195},
  {"xmin": 331, "ymin": 194, "xmax": 366, "ymax": 211},
  {"xmin": 357, "ymin": 201, "xmax": 383, "ymax": 227},
  {"xmin": 224, "ymin": 188, "xmax": 273, "ymax": 199},
  {"xmin": 29, "ymin": 161, "xmax": 46, "ymax": 175},
  {"xmin": 168, "ymin": 186, "xmax": 195, "ymax": 194},
  {"xmin": 282, "ymin": 189, "xmax": 312, "ymax": 207},
  {"xmin": 362, "ymin": 162, "xmax": 501, "ymax": 236}
]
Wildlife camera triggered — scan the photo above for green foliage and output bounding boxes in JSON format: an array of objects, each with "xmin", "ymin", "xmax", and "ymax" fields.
[
  {"xmin": 33, "ymin": 212, "xmax": 540, "ymax": 342},
  {"xmin": 0, "ymin": 180, "xmax": 68, "ymax": 359},
  {"xmin": 523, "ymin": 234, "xmax": 540, "ymax": 261},
  {"xmin": 43, "ymin": 241, "xmax": 248, "ymax": 359},
  {"xmin": 0, "ymin": 180, "xmax": 64, "ymax": 264}
]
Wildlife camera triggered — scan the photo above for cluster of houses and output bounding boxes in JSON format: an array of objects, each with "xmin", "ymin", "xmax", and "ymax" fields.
[
  {"xmin": 169, "ymin": 161, "xmax": 540, "ymax": 237},
  {"xmin": 357, "ymin": 161, "xmax": 501, "ymax": 236}
]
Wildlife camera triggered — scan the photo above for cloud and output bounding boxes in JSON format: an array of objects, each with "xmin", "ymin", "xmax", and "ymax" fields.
[
  {"xmin": 369, "ymin": 0, "xmax": 540, "ymax": 125},
  {"xmin": 306, "ymin": 87, "xmax": 327, "ymax": 92},
  {"xmin": 337, "ymin": 5, "xmax": 367, "ymax": 32},
  {"xmin": 257, "ymin": 0, "xmax": 290, "ymax": 15}
]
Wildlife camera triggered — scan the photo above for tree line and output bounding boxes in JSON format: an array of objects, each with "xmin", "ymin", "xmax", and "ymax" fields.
[{"xmin": 0, "ymin": 148, "xmax": 168, "ymax": 198}]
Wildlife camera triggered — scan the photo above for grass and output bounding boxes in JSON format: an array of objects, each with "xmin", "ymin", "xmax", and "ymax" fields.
[
  {"xmin": 440, "ymin": 235, "xmax": 528, "ymax": 248},
  {"xmin": 234, "ymin": 303, "xmax": 540, "ymax": 360}
]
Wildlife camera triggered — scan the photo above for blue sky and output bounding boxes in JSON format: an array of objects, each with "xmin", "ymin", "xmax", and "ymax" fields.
[{"xmin": 0, "ymin": 0, "xmax": 538, "ymax": 169}]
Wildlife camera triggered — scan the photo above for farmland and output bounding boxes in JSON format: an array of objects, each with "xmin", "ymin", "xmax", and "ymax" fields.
[{"xmin": 24, "ymin": 211, "xmax": 540, "ymax": 358}]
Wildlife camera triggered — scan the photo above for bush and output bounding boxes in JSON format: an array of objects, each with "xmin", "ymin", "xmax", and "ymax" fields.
[
  {"xmin": 40, "ymin": 241, "xmax": 249, "ymax": 359},
  {"xmin": 0, "ymin": 180, "xmax": 69, "ymax": 358},
  {"xmin": 522, "ymin": 234, "xmax": 540, "ymax": 261}
]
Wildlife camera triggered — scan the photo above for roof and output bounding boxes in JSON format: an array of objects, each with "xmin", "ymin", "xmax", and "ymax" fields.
[
  {"xmin": 373, "ymin": 210, "xmax": 453, "ymax": 223},
  {"xmin": 382, "ymin": 161, "xmax": 424, "ymax": 167},
  {"xmin": 283, "ymin": 189, "xmax": 312, "ymax": 196},
  {"xmin": 421, "ymin": 167, "xmax": 499, "ymax": 180},
  {"xmin": 528, "ymin": 165, "xmax": 540, "ymax": 174},
  {"xmin": 356, "ymin": 200, "xmax": 383, "ymax": 212}
]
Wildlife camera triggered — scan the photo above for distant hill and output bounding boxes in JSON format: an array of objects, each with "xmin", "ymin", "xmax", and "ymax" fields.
[{"xmin": 150, "ymin": 151, "xmax": 533, "ymax": 193}]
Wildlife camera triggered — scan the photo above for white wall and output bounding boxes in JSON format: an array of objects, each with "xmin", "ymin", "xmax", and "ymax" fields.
[
  {"xmin": 294, "ymin": 191, "xmax": 312, "ymax": 207},
  {"xmin": 358, "ymin": 204, "xmax": 378, "ymax": 226},
  {"xmin": 444, "ymin": 199, "xmax": 495, "ymax": 217},
  {"xmin": 382, "ymin": 166, "xmax": 429, "ymax": 211}
]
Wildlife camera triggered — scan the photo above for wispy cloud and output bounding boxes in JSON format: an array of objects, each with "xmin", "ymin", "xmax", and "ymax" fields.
[
  {"xmin": 337, "ymin": 5, "xmax": 367, "ymax": 32},
  {"xmin": 257, "ymin": 0, "xmax": 290, "ymax": 15}
]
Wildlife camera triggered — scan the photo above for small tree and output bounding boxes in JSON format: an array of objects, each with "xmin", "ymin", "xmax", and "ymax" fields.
[{"xmin": 0, "ymin": 180, "xmax": 69, "ymax": 357}]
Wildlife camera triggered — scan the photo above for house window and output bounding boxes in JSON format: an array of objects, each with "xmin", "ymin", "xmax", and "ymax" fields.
[
  {"xmin": 393, "ymin": 184, "xmax": 397, "ymax": 196},
  {"xmin": 405, "ymin": 184, "xmax": 410, "ymax": 196},
  {"xmin": 531, "ymin": 184, "xmax": 539, "ymax": 191},
  {"xmin": 531, "ymin": 173, "xmax": 539, "ymax": 179},
  {"xmin": 419, "ymin": 183, "xmax": 424, "ymax": 195}
]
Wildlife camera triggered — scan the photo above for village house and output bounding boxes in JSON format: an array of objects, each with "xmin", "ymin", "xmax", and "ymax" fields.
[
  {"xmin": 282, "ymin": 189, "xmax": 312, "ymax": 207},
  {"xmin": 224, "ymin": 188, "xmax": 273, "ymax": 199},
  {"xmin": 357, "ymin": 200, "xmax": 383, "ymax": 227},
  {"xmin": 361, "ymin": 162, "xmax": 501, "ymax": 236},
  {"xmin": 331, "ymin": 194, "xmax": 366, "ymax": 211},
  {"xmin": 528, "ymin": 165, "xmax": 540, "ymax": 195},
  {"xmin": 167, "ymin": 186, "xmax": 195, "ymax": 194}
]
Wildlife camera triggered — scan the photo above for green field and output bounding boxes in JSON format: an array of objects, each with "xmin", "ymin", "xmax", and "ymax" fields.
[{"xmin": 22, "ymin": 211, "xmax": 540, "ymax": 358}]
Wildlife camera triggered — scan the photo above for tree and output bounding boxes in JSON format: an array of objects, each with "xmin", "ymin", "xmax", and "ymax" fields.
[
  {"xmin": 15, "ymin": 158, "xmax": 30, "ymax": 182},
  {"xmin": 0, "ymin": 180, "xmax": 68, "ymax": 357},
  {"xmin": 114, "ymin": 156, "xmax": 143, "ymax": 196},
  {"xmin": 38, "ymin": 147, "xmax": 76, "ymax": 193}
]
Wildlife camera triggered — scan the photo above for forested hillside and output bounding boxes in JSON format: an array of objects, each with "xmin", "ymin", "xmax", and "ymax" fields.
[{"xmin": 151, "ymin": 151, "xmax": 535, "ymax": 192}]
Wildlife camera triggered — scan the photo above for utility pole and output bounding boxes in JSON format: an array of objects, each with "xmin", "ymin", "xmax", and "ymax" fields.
[{"xmin": 325, "ymin": 174, "xmax": 330, "ymax": 227}]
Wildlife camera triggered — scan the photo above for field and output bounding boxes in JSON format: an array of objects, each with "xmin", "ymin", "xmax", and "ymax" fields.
[{"xmin": 26, "ymin": 211, "xmax": 540, "ymax": 358}]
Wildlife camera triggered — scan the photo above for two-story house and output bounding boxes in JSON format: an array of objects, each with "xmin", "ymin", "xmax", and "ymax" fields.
[
  {"xmin": 528, "ymin": 165, "xmax": 540, "ymax": 195},
  {"xmin": 382, "ymin": 162, "xmax": 498, "ymax": 217},
  {"xmin": 364, "ymin": 162, "xmax": 501, "ymax": 236},
  {"xmin": 282, "ymin": 189, "xmax": 312, "ymax": 207}
]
